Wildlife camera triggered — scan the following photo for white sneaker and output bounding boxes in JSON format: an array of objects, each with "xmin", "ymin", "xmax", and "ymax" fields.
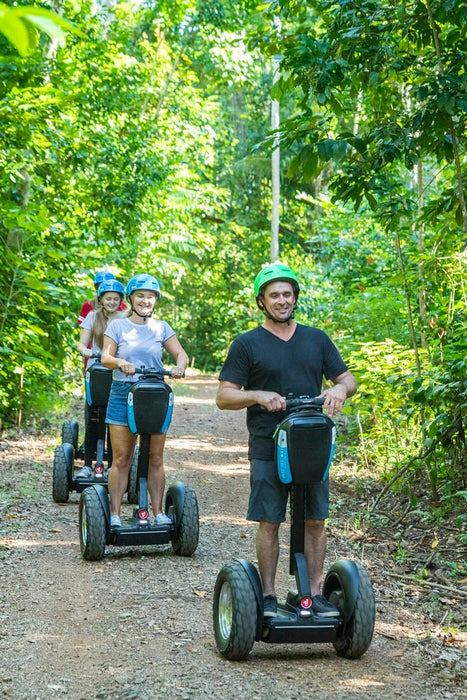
[
  {"xmin": 76, "ymin": 465, "xmax": 92, "ymax": 479},
  {"xmin": 154, "ymin": 512, "xmax": 172, "ymax": 526},
  {"xmin": 110, "ymin": 515, "xmax": 122, "ymax": 527}
]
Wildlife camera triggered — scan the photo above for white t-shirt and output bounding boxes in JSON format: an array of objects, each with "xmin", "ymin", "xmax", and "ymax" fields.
[
  {"xmin": 104, "ymin": 317, "xmax": 175, "ymax": 382},
  {"xmin": 81, "ymin": 311, "xmax": 100, "ymax": 368}
]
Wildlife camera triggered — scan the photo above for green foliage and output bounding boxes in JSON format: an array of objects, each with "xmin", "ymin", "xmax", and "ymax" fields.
[
  {"xmin": 0, "ymin": 0, "xmax": 465, "ymax": 517},
  {"xmin": 255, "ymin": 0, "xmax": 467, "ymax": 235},
  {"xmin": 411, "ymin": 356, "xmax": 467, "ymax": 496},
  {"xmin": 0, "ymin": 3, "xmax": 83, "ymax": 57}
]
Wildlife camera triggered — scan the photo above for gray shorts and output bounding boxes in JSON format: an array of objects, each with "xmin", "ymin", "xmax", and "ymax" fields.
[
  {"xmin": 106, "ymin": 380, "xmax": 132, "ymax": 426},
  {"xmin": 246, "ymin": 459, "xmax": 329, "ymax": 523}
]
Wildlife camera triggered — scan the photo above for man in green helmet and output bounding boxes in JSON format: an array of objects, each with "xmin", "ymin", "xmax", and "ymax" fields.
[{"xmin": 216, "ymin": 262, "xmax": 357, "ymax": 619}]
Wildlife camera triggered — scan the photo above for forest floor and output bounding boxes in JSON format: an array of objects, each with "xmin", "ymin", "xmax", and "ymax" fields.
[{"xmin": 0, "ymin": 374, "xmax": 465, "ymax": 700}]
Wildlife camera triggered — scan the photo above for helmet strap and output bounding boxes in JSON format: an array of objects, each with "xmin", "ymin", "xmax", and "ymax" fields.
[
  {"xmin": 264, "ymin": 308, "xmax": 295, "ymax": 324},
  {"xmin": 131, "ymin": 304, "xmax": 153, "ymax": 322},
  {"xmin": 257, "ymin": 297, "xmax": 295, "ymax": 324}
]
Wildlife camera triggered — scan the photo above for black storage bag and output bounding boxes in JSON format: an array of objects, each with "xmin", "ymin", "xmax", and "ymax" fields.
[
  {"xmin": 85, "ymin": 364, "xmax": 113, "ymax": 407},
  {"xmin": 127, "ymin": 378, "xmax": 173, "ymax": 435},
  {"xmin": 275, "ymin": 409, "xmax": 336, "ymax": 484}
]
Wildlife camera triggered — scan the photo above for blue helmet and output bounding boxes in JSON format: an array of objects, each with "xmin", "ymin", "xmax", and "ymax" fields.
[
  {"xmin": 97, "ymin": 279, "xmax": 125, "ymax": 299},
  {"xmin": 126, "ymin": 274, "xmax": 161, "ymax": 299},
  {"xmin": 93, "ymin": 270, "xmax": 115, "ymax": 287}
]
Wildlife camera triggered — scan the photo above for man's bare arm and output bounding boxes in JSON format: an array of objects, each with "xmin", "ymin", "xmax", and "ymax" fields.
[{"xmin": 216, "ymin": 380, "xmax": 286, "ymax": 412}]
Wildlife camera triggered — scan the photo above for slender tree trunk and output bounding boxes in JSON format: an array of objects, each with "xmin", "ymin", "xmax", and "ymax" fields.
[
  {"xmin": 417, "ymin": 159, "xmax": 427, "ymax": 349},
  {"xmin": 270, "ymin": 16, "xmax": 281, "ymax": 263},
  {"xmin": 394, "ymin": 231, "xmax": 422, "ymax": 378}
]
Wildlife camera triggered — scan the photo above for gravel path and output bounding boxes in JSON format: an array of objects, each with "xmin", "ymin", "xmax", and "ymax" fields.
[{"xmin": 0, "ymin": 375, "xmax": 465, "ymax": 699}]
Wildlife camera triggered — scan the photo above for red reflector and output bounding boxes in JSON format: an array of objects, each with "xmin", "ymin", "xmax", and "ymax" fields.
[
  {"xmin": 139, "ymin": 510, "xmax": 149, "ymax": 519},
  {"xmin": 301, "ymin": 596, "xmax": 312, "ymax": 609}
]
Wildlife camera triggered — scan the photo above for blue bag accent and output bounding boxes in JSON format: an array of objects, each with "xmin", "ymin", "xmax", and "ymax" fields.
[
  {"xmin": 276, "ymin": 429, "xmax": 292, "ymax": 484},
  {"xmin": 127, "ymin": 391, "xmax": 137, "ymax": 433},
  {"xmin": 322, "ymin": 426, "xmax": 337, "ymax": 481},
  {"xmin": 85, "ymin": 371, "xmax": 92, "ymax": 406},
  {"xmin": 160, "ymin": 394, "xmax": 174, "ymax": 434}
]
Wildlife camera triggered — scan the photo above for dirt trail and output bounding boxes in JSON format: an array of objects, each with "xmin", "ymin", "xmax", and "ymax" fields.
[{"xmin": 0, "ymin": 375, "xmax": 465, "ymax": 699}]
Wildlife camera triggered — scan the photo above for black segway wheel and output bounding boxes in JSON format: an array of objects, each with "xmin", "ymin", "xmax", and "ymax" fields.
[
  {"xmin": 331, "ymin": 562, "xmax": 375, "ymax": 659},
  {"xmin": 127, "ymin": 444, "xmax": 139, "ymax": 504},
  {"xmin": 213, "ymin": 560, "xmax": 257, "ymax": 661},
  {"xmin": 79, "ymin": 488, "xmax": 107, "ymax": 561},
  {"xmin": 167, "ymin": 483, "xmax": 199, "ymax": 557},
  {"xmin": 61, "ymin": 420, "xmax": 79, "ymax": 452},
  {"xmin": 52, "ymin": 444, "xmax": 72, "ymax": 503}
]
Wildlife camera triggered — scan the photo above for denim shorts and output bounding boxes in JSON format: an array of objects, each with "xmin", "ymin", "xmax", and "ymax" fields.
[
  {"xmin": 246, "ymin": 459, "xmax": 329, "ymax": 523},
  {"xmin": 106, "ymin": 381, "xmax": 133, "ymax": 426}
]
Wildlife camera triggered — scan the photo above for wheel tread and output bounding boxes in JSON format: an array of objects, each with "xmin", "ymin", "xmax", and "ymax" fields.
[
  {"xmin": 213, "ymin": 560, "xmax": 257, "ymax": 660},
  {"xmin": 79, "ymin": 489, "xmax": 107, "ymax": 561},
  {"xmin": 333, "ymin": 562, "xmax": 375, "ymax": 659},
  {"xmin": 171, "ymin": 485, "xmax": 199, "ymax": 556},
  {"xmin": 52, "ymin": 445, "xmax": 70, "ymax": 503}
]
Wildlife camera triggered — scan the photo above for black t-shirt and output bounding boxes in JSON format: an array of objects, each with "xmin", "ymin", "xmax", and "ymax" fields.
[{"xmin": 218, "ymin": 324, "xmax": 348, "ymax": 460}]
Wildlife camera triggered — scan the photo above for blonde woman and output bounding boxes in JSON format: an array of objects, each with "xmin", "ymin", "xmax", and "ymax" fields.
[{"xmin": 76, "ymin": 279, "xmax": 126, "ymax": 478}]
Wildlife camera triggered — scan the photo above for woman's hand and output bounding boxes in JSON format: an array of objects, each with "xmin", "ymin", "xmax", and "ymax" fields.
[
  {"xmin": 119, "ymin": 361, "xmax": 135, "ymax": 376},
  {"xmin": 170, "ymin": 366, "xmax": 186, "ymax": 379}
]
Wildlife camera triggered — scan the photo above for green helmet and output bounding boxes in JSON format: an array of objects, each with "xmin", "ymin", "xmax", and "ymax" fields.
[{"xmin": 254, "ymin": 263, "xmax": 300, "ymax": 298}]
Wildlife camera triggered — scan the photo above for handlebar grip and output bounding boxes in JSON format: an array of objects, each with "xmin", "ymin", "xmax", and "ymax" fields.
[
  {"xmin": 134, "ymin": 366, "xmax": 175, "ymax": 377},
  {"xmin": 285, "ymin": 396, "xmax": 325, "ymax": 409}
]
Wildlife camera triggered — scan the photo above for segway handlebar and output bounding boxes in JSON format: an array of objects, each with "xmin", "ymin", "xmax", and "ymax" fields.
[
  {"xmin": 80, "ymin": 351, "xmax": 102, "ymax": 360},
  {"xmin": 133, "ymin": 366, "xmax": 185, "ymax": 379},
  {"xmin": 260, "ymin": 395, "xmax": 325, "ymax": 413},
  {"xmin": 285, "ymin": 395, "xmax": 325, "ymax": 410}
]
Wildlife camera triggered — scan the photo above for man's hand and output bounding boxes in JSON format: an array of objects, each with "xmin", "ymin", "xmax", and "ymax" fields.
[
  {"xmin": 256, "ymin": 391, "xmax": 286, "ymax": 412},
  {"xmin": 319, "ymin": 370, "xmax": 357, "ymax": 416},
  {"xmin": 320, "ymin": 385, "xmax": 347, "ymax": 416},
  {"xmin": 216, "ymin": 381, "xmax": 285, "ymax": 411}
]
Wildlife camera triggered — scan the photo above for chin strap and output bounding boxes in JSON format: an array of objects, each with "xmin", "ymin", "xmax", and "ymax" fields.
[
  {"xmin": 131, "ymin": 306, "xmax": 153, "ymax": 322},
  {"xmin": 258, "ymin": 302, "xmax": 295, "ymax": 324},
  {"xmin": 257, "ymin": 294, "xmax": 296, "ymax": 324},
  {"xmin": 264, "ymin": 310, "xmax": 294, "ymax": 324}
]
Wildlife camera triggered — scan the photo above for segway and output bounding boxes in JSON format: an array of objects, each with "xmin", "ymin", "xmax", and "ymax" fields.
[
  {"xmin": 213, "ymin": 396, "xmax": 375, "ymax": 661},
  {"xmin": 52, "ymin": 355, "xmax": 134, "ymax": 503},
  {"xmin": 79, "ymin": 367, "xmax": 199, "ymax": 561}
]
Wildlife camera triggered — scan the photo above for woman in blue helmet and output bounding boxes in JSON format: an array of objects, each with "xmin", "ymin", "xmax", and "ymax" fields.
[
  {"xmin": 77, "ymin": 271, "xmax": 127, "ymax": 368},
  {"xmin": 78, "ymin": 270, "xmax": 117, "ymax": 326},
  {"xmin": 76, "ymin": 279, "xmax": 126, "ymax": 478},
  {"xmin": 101, "ymin": 273, "xmax": 188, "ymax": 527}
]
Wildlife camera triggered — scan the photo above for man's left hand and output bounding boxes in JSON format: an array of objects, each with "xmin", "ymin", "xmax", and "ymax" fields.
[{"xmin": 319, "ymin": 385, "xmax": 347, "ymax": 416}]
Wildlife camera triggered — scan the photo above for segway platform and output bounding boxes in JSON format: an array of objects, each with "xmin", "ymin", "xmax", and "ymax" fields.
[
  {"xmin": 52, "ymin": 361, "xmax": 114, "ymax": 502},
  {"xmin": 53, "ymin": 360, "xmax": 138, "ymax": 502},
  {"xmin": 79, "ymin": 368, "xmax": 199, "ymax": 561},
  {"xmin": 213, "ymin": 396, "xmax": 375, "ymax": 661}
]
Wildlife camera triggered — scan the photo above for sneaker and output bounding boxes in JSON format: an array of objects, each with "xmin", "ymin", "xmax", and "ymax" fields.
[
  {"xmin": 76, "ymin": 465, "xmax": 92, "ymax": 479},
  {"xmin": 312, "ymin": 594, "xmax": 339, "ymax": 617},
  {"xmin": 263, "ymin": 595, "xmax": 277, "ymax": 618},
  {"xmin": 153, "ymin": 512, "xmax": 172, "ymax": 526},
  {"xmin": 110, "ymin": 515, "xmax": 122, "ymax": 527}
]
